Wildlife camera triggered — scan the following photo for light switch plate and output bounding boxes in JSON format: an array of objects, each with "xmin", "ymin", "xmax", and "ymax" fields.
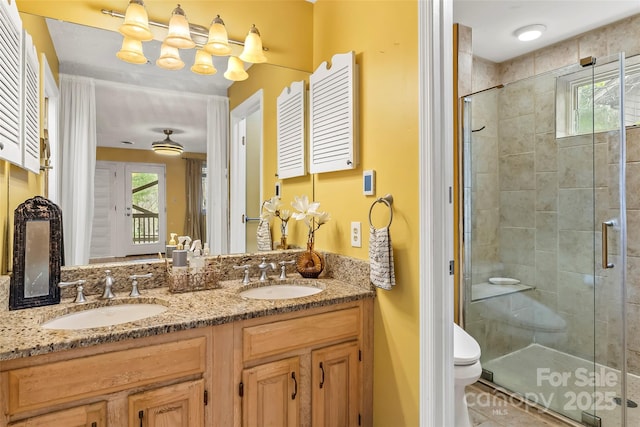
[{"xmin": 351, "ymin": 221, "xmax": 362, "ymax": 247}]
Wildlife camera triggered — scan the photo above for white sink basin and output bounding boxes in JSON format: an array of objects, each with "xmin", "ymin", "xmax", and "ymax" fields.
[
  {"xmin": 42, "ymin": 304, "xmax": 168, "ymax": 330},
  {"xmin": 239, "ymin": 284, "xmax": 323, "ymax": 300}
]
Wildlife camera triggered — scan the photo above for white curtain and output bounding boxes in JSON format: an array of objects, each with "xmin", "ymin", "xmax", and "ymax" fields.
[
  {"xmin": 59, "ymin": 74, "xmax": 97, "ymax": 266},
  {"xmin": 206, "ymin": 96, "xmax": 230, "ymax": 254}
]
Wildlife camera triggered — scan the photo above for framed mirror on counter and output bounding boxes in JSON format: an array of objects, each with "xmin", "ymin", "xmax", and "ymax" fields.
[{"xmin": 9, "ymin": 196, "xmax": 64, "ymax": 310}]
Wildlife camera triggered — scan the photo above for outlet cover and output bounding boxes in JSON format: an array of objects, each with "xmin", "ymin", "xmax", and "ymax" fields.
[{"xmin": 351, "ymin": 221, "xmax": 362, "ymax": 247}]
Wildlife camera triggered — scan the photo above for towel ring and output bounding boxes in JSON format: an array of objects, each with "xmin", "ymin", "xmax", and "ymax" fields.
[{"xmin": 369, "ymin": 194, "xmax": 394, "ymax": 229}]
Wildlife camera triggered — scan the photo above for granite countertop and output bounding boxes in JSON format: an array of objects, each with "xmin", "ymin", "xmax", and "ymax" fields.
[{"xmin": 0, "ymin": 276, "xmax": 374, "ymax": 361}]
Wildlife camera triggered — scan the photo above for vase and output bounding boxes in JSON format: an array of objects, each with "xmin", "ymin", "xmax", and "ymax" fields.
[
  {"xmin": 296, "ymin": 240, "xmax": 324, "ymax": 278},
  {"xmin": 277, "ymin": 235, "xmax": 288, "ymax": 250}
]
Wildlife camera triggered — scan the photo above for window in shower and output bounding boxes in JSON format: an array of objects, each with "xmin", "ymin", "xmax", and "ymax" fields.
[{"xmin": 557, "ymin": 55, "xmax": 640, "ymax": 137}]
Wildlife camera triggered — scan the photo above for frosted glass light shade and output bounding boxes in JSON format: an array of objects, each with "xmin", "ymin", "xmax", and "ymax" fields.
[
  {"xmin": 119, "ymin": 0, "xmax": 153, "ymax": 41},
  {"xmin": 191, "ymin": 49, "xmax": 217, "ymax": 75},
  {"xmin": 239, "ymin": 25, "xmax": 266, "ymax": 64},
  {"xmin": 156, "ymin": 43, "xmax": 184, "ymax": 70},
  {"xmin": 224, "ymin": 56, "xmax": 248, "ymax": 81},
  {"xmin": 204, "ymin": 15, "xmax": 232, "ymax": 56},
  {"xmin": 152, "ymin": 130, "xmax": 183, "ymax": 155},
  {"xmin": 164, "ymin": 4, "xmax": 196, "ymax": 49},
  {"xmin": 116, "ymin": 37, "xmax": 148, "ymax": 64}
]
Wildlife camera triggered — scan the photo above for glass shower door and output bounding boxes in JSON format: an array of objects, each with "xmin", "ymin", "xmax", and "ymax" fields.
[{"xmin": 461, "ymin": 53, "xmax": 627, "ymax": 426}]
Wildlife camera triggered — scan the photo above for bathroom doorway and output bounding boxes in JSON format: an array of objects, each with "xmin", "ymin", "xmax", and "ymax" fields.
[{"xmin": 461, "ymin": 53, "xmax": 636, "ymax": 426}]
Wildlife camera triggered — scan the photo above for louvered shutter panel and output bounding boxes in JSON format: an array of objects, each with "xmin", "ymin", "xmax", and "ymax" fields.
[
  {"xmin": 277, "ymin": 81, "xmax": 305, "ymax": 179},
  {"xmin": 309, "ymin": 51, "xmax": 358, "ymax": 174},
  {"xmin": 0, "ymin": 0, "xmax": 22, "ymax": 166},
  {"xmin": 22, "ymin": 30, "xmax": 40, "ymax": 174}
]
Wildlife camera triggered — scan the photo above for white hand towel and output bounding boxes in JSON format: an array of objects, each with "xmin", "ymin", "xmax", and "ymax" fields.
[{"xmin": 369, "ymin": 225, "xmax": 396, "ymax": 290}]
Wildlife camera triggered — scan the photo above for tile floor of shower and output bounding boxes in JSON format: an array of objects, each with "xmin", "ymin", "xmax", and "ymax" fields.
[{"xmin": 468, "ymin": 344, "xmax": 640, "ymax": 426}]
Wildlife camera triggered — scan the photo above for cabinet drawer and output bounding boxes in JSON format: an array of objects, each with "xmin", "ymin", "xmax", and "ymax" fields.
[
  {"xmin": 243, "ymin": 307, "xmax": 360, "ymax": 361},
  {"xmin": 8, "ymin": 337, "xmax": 206, "ymax": 415},
  {"xmin": 9, "ymin": 402, "xmax": 107, "ymax": 427}
]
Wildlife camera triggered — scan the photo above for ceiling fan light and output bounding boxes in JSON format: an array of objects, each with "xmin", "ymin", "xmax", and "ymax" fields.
[
  {"xmin": 156, "ymin": 42, "xmax": 185, "ymax": 70},
  {"xmin": 204, "ymin": 15, "xmax": 232, "ymax": 56},
  {"xmin": 116, "ymin": 37, "xmax": 148, "ymax": 64},
  {"xmin": 224, "ymin": 56, "xmax": 248, "ymax": 81},
  {"xmin": 152, "ymin": 129, "xmax": 183, "ymax": 155},
  {"xmin": 164, "ymin": 4, "xmax": 196, "ymax": 49},
  {"xmin": 118, "ymin": 0, "xmax": 153, "ymax": 41},
  {"xmin": 191, "ymin": 49, "xmax": 218, "ymax": 75},
  {"xmin": 239, "ymin": 25, "xmax": 267, "ymax": 64}
]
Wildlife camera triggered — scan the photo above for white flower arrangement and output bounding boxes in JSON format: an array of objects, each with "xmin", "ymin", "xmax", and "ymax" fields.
[
  {"xmin": 291, "ymin": 195, "xmax": 331, "ymax": 243},
  {"xmin": 261, "ymin": 196, "xmax": 291, "ymax": 237}
]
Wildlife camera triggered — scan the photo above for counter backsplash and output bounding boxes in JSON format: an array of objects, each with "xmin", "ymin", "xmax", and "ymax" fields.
[{"xmin": 0, "ymin": 251, "xmax": 371, "ymax": 310}]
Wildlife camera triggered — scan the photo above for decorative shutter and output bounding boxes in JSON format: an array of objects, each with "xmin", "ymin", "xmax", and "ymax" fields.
[
  {"xmin": 0, "ymin": 0, "xmax": 22, "ymax": 166},
  {"xmin": 277, "ymin": 81, "xmax": 305, "ymax": 179},
  {"xmin": 22, "ymin": 30, "xmax": 40, "ymax": 174},
  {"xmin": 309, "ymin": 51, "xmax": 358, "ymax": 174}
]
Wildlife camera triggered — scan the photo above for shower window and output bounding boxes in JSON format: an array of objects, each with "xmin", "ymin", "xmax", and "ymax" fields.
[{"xmin": 557, "ymin": 56, "xmax": 640, "ymax": 137}]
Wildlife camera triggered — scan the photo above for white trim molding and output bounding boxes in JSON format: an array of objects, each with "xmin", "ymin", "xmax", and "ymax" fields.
[{"xmin": 419, "ymin": 0, "xmax": 454, "ymax": 426}]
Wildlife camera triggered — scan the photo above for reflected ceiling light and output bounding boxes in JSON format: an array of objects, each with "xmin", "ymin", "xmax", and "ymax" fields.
[
  {"xmin": 152, "ymin": 129, "xmax": 183, "ymax": 155},
  {"xmin": 156, "ymin": 43, "xmax": 184, "ymax": 70},
  {"xmin": 239, "ymin": 25, "xmax": 267, "ymax": 64},
  {"xmin": 107, "ymin": 3, "xmax": 268, "ymax": 81},
  {"xmin": 224, "ymin": 56, "xmax": 248, "ymax": 81},
  {"xmin": 116, "ymin": 37, "xmax": 148, "ymax": 64},
  {"xmin": 164, "ymin": 4, "xmax": 196, "ymax": 49},
  {"xmin": 514, "ymin": 24, "xmax": 546, "ymax": 42},
  {"xmin": 118, "ymin": 0, "xmax": 153, "ymax": 41},
  {"xmin": 191, "ymin": 49, "xmax": 217, "ymax": 75},
  {"xmin": 204, "ymin": 15, "xmax": 232, "ymax": 56}
]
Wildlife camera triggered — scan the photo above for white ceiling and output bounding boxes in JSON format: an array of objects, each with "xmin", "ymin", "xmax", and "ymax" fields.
[
  {"xmin": 45, "ymin": 2, "xmax": 640, "ymax": 153},
  {"xmin": 453, "ymin": 0, "xmax": 640, "ymax": 63}
]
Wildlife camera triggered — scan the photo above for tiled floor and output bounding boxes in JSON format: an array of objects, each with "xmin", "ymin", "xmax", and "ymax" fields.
[
  {"xmin": 481, "ymin": 344, "xmax": 640, "ymax": 426},
  {"xmin": 466, "ymin": 382, "xmax": 577, "ymax": 426}
]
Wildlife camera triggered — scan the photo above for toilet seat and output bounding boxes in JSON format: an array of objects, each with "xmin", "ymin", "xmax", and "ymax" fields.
[{"xmin": 454, "ymin": 323, "xmax": 481, "ymax": 366}]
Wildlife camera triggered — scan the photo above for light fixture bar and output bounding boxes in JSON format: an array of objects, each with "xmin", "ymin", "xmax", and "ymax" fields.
[{"xmin": 101, "ymin": 8, "xmax": 269, "ymax": 51}]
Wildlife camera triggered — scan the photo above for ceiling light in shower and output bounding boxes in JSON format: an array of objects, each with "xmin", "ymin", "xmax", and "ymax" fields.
[{"xmin": 514, "ymin": 24, "xmax": 546, "ymax": 42}]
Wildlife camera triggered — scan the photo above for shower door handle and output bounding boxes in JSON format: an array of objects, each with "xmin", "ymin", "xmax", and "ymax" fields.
[{"xmin": 602, "ymin": 220, "xmax": 615, "ymax": 269}]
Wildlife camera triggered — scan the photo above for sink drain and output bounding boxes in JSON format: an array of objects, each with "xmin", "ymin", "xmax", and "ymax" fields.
[{"xmin": 613, "ymin": 397, "xmax": 638, "ymax": 408}]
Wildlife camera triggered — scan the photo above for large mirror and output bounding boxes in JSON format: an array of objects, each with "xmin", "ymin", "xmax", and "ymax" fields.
[{"xmin": 6, "ymin": 2, "xmax": 314, "ymax": 269}]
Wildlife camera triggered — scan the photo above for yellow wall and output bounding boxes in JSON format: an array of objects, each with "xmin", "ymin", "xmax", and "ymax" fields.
[
  {"xmin": 312, "ymin": 2, "xmax": 420, "ymax": 425},
  {"xmin": 96, "ymin": 147, "xmax": 188, "ymax": 242}
]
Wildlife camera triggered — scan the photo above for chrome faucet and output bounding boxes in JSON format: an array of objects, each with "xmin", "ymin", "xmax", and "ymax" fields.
[
  {"xmin": 257, "ymin": 258, "xmax": 277, "ymax": 282},
  {"xmin": 101, "ymin": 270, "xmax": 116, "ymax": 299},
  {"xmin": 233, "ymin": 264, "xmax": 251, "ymax": 284},
  {"xmin": 58, "ymin": 279, "xmax": 87, "ymax": 303},
  {"xmin": 128, "ymin": 273, "xmax": 153, "ymax": 297},
  {"xmin": 278, "ymin": 260, "xmax": 295, "ymax": 280}
]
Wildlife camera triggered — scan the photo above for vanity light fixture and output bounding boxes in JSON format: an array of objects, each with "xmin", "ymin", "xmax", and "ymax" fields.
[
  {"xmin": 156, "ymin": 42, "xmax": 185, "ymax": 70},
  {"xmin": 118, "ymin": 0, "xmax": 153, "ymax": 41},
  {"xmin": 106, "ymin": 3, "xmax": 268, "ymax": 81},
  {"xmin": 191, "ymin": 49, "xmax": 217, "ymax": 75},
  {"xmin": 514, "ymin": 24, "xmax": 546, "ymax": 42},
  {"xmin": 152, "ymin": 129, "xmax": 183, "ymax": 156},
  {"xmin": 116, "ymin": 37, "xmax": 148, "ymax": 64}
]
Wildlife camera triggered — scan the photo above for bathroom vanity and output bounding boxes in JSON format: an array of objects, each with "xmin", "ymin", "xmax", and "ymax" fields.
[{"xmin": 0, "ymin": 254, "xmax": 374, "ymax": 426}]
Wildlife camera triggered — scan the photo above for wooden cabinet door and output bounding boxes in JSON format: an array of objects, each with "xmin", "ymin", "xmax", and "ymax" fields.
[
  {"xmin": 129, "ymin": 379, "xmax": 204, "ymax": 427},
  {"xmin": 312, "ymin": 341, "xmax": 360, "ymax": 427},
  {"xmin": 242, "ymin": 357, "xmax": 300, "ymax": 427},
  {"xmin": 9, "ymin": 402, "xmax": 106, "ymax": 427}
]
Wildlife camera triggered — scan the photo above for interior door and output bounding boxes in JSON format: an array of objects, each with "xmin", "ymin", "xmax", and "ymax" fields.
[
  {"xmin": 124, "ymin": 163, "xmax": 166, "ymax": 256},
  {"xmin": 230, "ymin": 90, "xmax": 263, "ymax": 254}
]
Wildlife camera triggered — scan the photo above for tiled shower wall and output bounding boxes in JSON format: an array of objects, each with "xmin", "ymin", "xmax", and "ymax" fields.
[{"xmin": 463, "ymin": 13, "xmax": 640, "ymax": 373}]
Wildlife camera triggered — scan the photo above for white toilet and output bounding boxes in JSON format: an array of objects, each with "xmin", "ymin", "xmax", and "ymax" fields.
[{"xmin": 454, "ymin": 323, "xmax": 482, "ymax": 427}]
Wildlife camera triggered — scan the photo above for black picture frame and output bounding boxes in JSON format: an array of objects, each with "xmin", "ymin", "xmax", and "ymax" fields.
[{"xmin": 9, "ymin": 196, "xmax": 64, "ymax": 310}]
